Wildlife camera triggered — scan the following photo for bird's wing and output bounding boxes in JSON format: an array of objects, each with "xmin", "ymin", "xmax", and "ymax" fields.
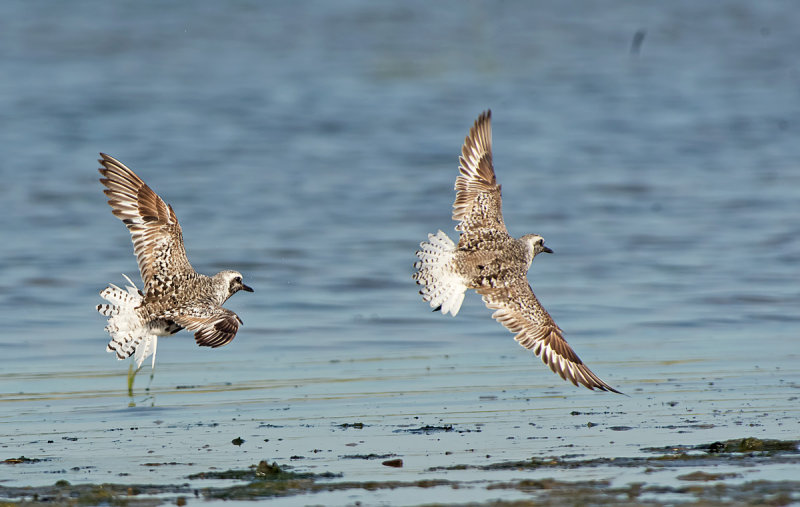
[
  {"xmin": 477, "ymin": 277, "xmax": 620, "ymax": 393},
  {"xmin": 173, "ymin": 306, "xmax": 243, "ymax": 348},
  {"xmin": 452, "ymin": 110, "xmax": 510, "ymax": 248},
  {"xmin": 98, "ymin": 153, "xmax": 194, "ymax": 295}
]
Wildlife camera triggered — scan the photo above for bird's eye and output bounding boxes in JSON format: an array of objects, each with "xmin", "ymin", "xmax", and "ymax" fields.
[{"xmin": 235, "ymin": 277, "xmax": 242, "ymax": 283}]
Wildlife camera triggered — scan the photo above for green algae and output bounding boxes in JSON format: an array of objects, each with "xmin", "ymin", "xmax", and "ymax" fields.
[
  {"xmin": 186, "ymin": 459, "xmax": 329, "ymax": 481},
  {"xmin": 473, "ymin": 479, "xmax": 800, "ymax": 507},
  {"xmin": 4, "ymin": 477, "xmax": 797, "ymax": 507},
  {"xmin": 430, "ymin": 437, "xmax": 800, "ymax": 473},
  {"xmin": 2, "ymin": 456, "xmax": 44, "ymax": 464},
  {"xmin": 706, "ymin": 437, "xmax": 799, "ymax": 454},
  {"xmin": 677, "ymin": 471, "xmax": 740, "ymax": 481},
  {"xmin": 193, "ymin": 461, "xmax": 448, "ymax": 501},
  {"xmin": 340, "ymin": 453, "xmax": 398, "ymax": 459},
  {"xmin": 644, "ymin": 437, "xmax": 800, "ymax": 455},
  {"xmin": 2, "ymin": 439, "xmax": 800, "ymax": 506},
  {"xmin": 0, "ymin": 482, "xmax": 185, "ymax": 507},
  {"xmin": 338, "ymin": 422, "xmax": 365, "ymax": 429},
  {"xmin": 395, "ymin": 424, "xmax": 455, "ymax": 434}
]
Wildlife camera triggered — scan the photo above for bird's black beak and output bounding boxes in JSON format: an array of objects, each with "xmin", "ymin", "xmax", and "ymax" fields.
[
  {"xmin": 542, "ymin": 246, "xmax": 554, "ymax": 254},
  {"xmin": 241, "ymin": 283, "xmax": 254, "ymax": 292}
]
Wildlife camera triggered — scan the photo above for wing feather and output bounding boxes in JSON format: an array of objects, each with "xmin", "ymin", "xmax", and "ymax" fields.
[
  {"xmin": 98, "ymin": 153, "xmax": 194, "ymax": 295},
  {"xmin": 478, "ymin": 279, "xmax": 621, "ymax": 393},
  {"xmin": 453, "ymin": 110, "xmax": 509, "ymax": 245},
  {"xmin": 173, "ymin": 306, "xmax": 243, "ymax": 348}
]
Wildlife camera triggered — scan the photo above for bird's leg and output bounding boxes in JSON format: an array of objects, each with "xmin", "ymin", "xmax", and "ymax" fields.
[
  {"xmin": 127, "ymin": 362, "xmax": 144, "ymax": 397},
  {"xmin": 145, "ymin": 367, "xmax": 155, "ymax": 392}
]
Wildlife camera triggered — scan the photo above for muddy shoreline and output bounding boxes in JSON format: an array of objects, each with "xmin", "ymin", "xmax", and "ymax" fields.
[{"xmin": 3, "ymin": 438, "xmax": 798, "ymax": 506}]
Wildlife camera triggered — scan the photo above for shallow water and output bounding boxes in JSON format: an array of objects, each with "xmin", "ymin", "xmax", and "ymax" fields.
[{"xmin": 1, "ymin": 1, "xmax": 799, "ymax": 505}]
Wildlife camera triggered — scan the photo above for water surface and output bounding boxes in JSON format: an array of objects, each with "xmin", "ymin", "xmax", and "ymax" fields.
[{"xmin": 1, "ymin": 1, "xmax": 799, "ymax": 505}]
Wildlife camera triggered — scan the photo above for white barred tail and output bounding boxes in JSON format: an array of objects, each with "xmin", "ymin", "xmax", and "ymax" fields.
[
  {"xmin": 97, "ymin": 274, "xmax": 157, "ymax": 369},
  {"xmin": 413, "ymin": 230, "xmax": 467, "ymax": 316}
]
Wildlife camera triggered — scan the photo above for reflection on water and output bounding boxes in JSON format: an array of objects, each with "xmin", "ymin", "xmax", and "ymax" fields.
[{"xmin": 1, "ymin": 0, "xmax": 799, "ymax": 504}]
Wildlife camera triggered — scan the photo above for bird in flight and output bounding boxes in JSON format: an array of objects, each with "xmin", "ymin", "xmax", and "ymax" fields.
[
  {"xmin": 413, "ymin": 111, "xmax": 620, "ymax": 393},
  {"xmin": 96, "ymin": 153, "xmax": 253, "ymax": 386}
]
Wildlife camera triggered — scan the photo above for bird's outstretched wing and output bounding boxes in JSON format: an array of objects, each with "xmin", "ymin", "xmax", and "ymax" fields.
[
  {"xmin": 173, "ymin": 306, "xmax": 243, "ymax": 348},
  {"xmin": 98, "ymin": 153, "xmax": 195, "ymax": 296},
  {"xmin": 477, "ymin": 278, "xmax": 621, "ymax": 393},
  {"xmin": 453, "ymin": 110, "xmax": 510, "ymax": 249}
]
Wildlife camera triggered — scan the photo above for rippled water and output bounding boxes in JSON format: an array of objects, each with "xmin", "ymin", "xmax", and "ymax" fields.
[{"xmin": 1, "ymin": 1, "xmax": 799, "ymax": 505}]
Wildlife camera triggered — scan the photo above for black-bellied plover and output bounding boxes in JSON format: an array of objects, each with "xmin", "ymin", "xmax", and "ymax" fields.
[
  {"xmin": 413, "ymin": 111, "xmax": 620, "ymax": 393},
  {"xmin": 96, "ymin": 153, "xmax": 253, "ymax": 371}
]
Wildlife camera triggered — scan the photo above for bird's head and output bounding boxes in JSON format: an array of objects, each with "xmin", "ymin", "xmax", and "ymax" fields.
[
  {"xmin": 214, "ymin": 270, "xmax": 254, "ymax": 301},
  {"xmin": 521, "ymin": 234, "xmax": 553, "ymax": 263}
]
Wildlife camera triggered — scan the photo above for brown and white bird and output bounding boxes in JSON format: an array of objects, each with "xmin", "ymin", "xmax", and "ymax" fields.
[
  {"xmin": 413, "ymin": 111, "xmax": 620, "ymax": 393},
  {"xmin": 96, "ymin": 153, "xmax": 253, "ymax": 370}
]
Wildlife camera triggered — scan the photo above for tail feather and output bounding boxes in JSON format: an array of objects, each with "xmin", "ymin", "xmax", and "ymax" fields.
[
  {"xmin": 97, "ymin": 275, "xmax": 158, "ymax": 369},
  {"xmin": 133, "ymin": 333, "xmax": 158, "ymax": 370},
  {"xmin": 413, "ymin": 230, "xmax": 468, "ymax": 316}
]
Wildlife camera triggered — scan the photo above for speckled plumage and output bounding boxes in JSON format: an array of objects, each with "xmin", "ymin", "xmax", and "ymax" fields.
[
  {"xmin": 413, "ymin": 111, "xmax": 620, "ymax": 393},
  {"xmin": 96, "ymin": 154, "xmax": 253, "ymax": 368}
]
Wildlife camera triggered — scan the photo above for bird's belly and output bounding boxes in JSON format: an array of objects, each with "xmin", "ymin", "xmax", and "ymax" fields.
[{"xmin": 148, "ymin": 319, "xmax": 183, "ymax": 336}]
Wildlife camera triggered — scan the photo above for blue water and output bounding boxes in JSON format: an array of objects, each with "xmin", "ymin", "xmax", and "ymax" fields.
[{"xmin": 1, "ymin": 1, "xmax": 799, "ymax": 504}]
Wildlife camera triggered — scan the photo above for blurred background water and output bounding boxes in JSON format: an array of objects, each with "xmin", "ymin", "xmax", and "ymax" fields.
[{"xmin": 1, "ymin": 1, "xmax": 799, "ymax": 504}]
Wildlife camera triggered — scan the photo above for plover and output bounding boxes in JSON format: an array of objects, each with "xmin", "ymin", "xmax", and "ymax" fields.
[
  {"xmin": 413, "ymin": 111, "xmax": 620, "ymax": 393},
  {"xmin": 96, "ymin": 153, "xmax": 253, "ymax": 371}
]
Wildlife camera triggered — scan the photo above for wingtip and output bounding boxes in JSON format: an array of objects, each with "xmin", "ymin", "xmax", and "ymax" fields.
[
  {"xmin": 586, "ymin": 379, "xmax": 625, "ymax": 395},
  {"xmin": 603, "ymin": 384, "xmax": 627, "ymax": 396},
  {"xmin": 582, "ymin": 369, "xmax": 625, "ymax": 395},
  {"xmin": 475, "ymin": 109, "xmax": 491, "ymax": 127},
  {"xmin": 98, "ymin": 152, "xmax": 113, "ymax": 166}
]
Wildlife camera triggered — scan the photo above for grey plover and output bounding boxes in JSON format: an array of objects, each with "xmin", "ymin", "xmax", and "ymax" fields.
[
  {"xmin": 413, "ymin": 111, "xmax": 620, "ymax": 393},
  {"xmin": 96, "ymin": 153, "xmax": 253, "ymax": 370}
]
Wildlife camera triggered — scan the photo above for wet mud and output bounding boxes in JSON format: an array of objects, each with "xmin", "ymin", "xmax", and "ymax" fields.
[{"xmin": 2, "ymin": 438, "xmax": 798, "ymax": 506}]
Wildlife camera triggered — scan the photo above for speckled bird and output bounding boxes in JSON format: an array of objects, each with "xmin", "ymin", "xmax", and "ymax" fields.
[
  {"xmin": 413, "ymin": 111, "xmax": 620, "ymax": 393},
  {"xmin": 96, "ymin": 153, "xmax": 253, "ymax": 369}
]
